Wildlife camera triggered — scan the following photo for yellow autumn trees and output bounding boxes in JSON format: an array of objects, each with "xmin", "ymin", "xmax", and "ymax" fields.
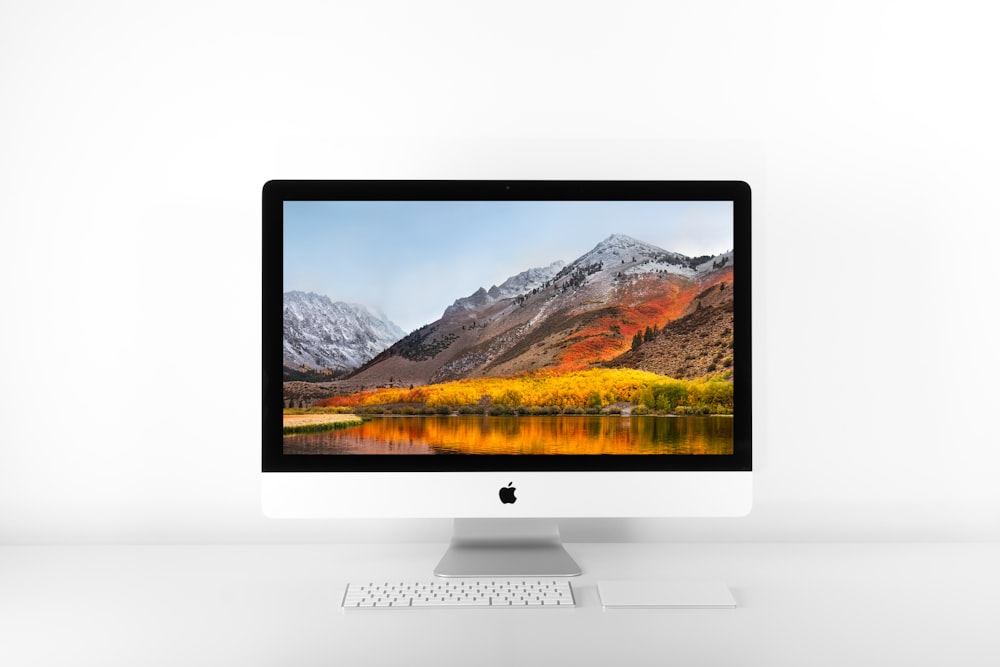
[{"xmin": 321, "ymin": 368, "xmax": 732, "ymax": 415}]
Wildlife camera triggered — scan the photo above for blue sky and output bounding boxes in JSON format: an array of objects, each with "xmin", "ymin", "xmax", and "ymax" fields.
[{"xmin": 284, "ymin": 200, "xmax": 732, "ymax": 333}]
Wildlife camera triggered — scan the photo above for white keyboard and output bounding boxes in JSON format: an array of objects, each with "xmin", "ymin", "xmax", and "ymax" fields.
[{"xmin": 341, "ymin": 578, "xmax": 576, "ymax": 610}]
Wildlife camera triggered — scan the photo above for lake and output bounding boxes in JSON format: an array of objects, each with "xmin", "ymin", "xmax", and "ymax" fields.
[{"xmin": 283, "ymin": 414, "xmax": 733, "ymax": 455}]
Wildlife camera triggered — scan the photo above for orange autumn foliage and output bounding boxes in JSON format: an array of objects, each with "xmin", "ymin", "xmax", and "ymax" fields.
[{"xmin": 317, "ymin": 368, "xmax": 732, "ymax": 414}]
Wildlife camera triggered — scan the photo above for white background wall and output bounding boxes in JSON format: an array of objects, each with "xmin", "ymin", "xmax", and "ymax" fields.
[{"xmin": 2, "ymin": 0, "xmax": 997, "ymax": 544}]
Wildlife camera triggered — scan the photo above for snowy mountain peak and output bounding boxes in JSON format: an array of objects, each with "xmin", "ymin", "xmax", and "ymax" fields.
[
  {"xmin": 594, "ymin": 233, "xmax": 644, "ymax": 250},
  {"xmin": 444, "ymin": 260, "xmax": 565, "ymax": 317},
  {"xmin": 570, "ymin": 234, "xmax": 684, "ymax": 272},
  {"xmin": 283, "ymin": 291, "xmax": 405, "ymax": 371},
  {"xmin": 599, "ymin": 234, "xmax": 668, "ymax": 258},
  {"xmin": 496, "ymin": 260, "xmax": 565, "ymax": 295}
]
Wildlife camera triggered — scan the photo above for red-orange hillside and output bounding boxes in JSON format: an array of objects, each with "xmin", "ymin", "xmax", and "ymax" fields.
[{"xmin": 556, "ymin": 267, "xmax": 733, "ymax": 371}]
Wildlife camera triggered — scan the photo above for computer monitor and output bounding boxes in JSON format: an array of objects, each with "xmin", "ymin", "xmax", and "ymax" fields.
[{"xmin": 262, "ymin": 181, "xmax": 751, "ymax": 576}]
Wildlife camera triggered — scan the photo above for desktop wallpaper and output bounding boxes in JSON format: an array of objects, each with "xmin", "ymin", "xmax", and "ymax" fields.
[{"xmin": 282, "ymin": 201, "xmax": 735, "ymax": 455}]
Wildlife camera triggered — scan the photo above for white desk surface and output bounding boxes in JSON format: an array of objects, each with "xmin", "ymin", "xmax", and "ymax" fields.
[{"xmin": 1, "ymin": 542, "xmax": 998, "ymax": 666}]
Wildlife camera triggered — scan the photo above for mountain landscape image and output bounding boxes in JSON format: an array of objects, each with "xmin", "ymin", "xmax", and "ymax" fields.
[{"xmin": 282, "ymin": 201, "xmax": 735, "ymax": 455}]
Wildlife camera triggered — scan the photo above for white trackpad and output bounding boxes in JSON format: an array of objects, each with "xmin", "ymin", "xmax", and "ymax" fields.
[{"xmin": 598, "ymin": 580, "xmax": 736, "ymax": 609}]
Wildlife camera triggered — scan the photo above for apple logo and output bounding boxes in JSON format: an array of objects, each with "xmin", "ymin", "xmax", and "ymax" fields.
[{"xmin": 498, "ymin": 482, "xmax": 517, "ymax": 504}]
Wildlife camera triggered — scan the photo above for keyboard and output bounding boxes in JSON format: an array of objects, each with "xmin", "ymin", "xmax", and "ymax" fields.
[{"xmin": 341, "ymin": 578, "xmax": 576, "ymax": 610}]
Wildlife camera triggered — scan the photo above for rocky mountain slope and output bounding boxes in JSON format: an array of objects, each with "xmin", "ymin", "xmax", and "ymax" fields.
[
  {"xmin": 282, "ymin": 291, "xmax": 405, "ymax": 374},
  {"xmin": 603, "ymin": 273, "xmax": 734, "ymax": 378},
  {"xmin": 347, "ymin": 234, "xmax": 734, "ymax": 386}
]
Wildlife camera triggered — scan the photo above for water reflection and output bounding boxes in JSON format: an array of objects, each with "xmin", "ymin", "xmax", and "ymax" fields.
[{"xmin": 283, "ymin": 415, "xmax": 733, "ymax": 455}]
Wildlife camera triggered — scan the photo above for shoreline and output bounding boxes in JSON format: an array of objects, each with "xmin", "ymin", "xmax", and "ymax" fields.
[{"xmin": 282, "ymin": 413, "xmax": 364, "ymax": 435}]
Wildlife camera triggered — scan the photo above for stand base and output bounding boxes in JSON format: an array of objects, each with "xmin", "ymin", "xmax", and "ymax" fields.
[{"xmin": 434, "ymin": 519, "xmax": 582, "ymax": 577}]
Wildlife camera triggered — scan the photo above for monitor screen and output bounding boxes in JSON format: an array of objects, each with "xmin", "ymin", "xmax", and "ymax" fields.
[{"xmin": 262, "ymin": 181, "xmax": 750, "ymax": 479}]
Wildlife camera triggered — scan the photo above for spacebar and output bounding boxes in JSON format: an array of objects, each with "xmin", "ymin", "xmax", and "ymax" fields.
[{"xmin": 411, "ymin": 599, "xmax": 492, "ymax": 607}]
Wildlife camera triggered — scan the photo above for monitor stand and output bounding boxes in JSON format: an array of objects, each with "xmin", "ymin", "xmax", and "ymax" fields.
[{"xmin": 434, "ymin": 519, "xmax": 582, "ymax": 577}]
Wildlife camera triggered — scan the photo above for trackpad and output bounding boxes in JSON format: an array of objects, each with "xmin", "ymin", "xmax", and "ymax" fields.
[{"xmin": 598, "ymin": 580, "xmax": 736, "ymax": 609}]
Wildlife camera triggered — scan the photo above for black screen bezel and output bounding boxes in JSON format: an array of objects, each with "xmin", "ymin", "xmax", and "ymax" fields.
[{"xmin": 263, "ymin": 180, "xmax": 751, "ymax": 472}]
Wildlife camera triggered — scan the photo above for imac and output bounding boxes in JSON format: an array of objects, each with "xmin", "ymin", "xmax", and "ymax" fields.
[{"xmin": 262, "ymin": 181, "xmax": 751, "ymax": 576}]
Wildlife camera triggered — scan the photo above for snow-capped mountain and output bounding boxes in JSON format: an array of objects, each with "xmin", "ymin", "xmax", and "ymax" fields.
[
  {"xmin": 443, "ymin": 260, "xmax": 565, "ymax": 317},
  {"xmin": 283, "ymin": 291, "xmax": 406, "ymax": 371},
  {"xmin": 439, "ymin": 234, "xmax": 709, "ymax": 320},
  {"xmin": 350, "ymin": 234, "xmax": 733, "ymax": 385},
  {"xmin": 577, "ymin": 233, "xmax": 708, "ymax": 278},
  {"xmin": 694, "ymin": 249, "xmax": 733, "ymax": 273},
  {"xmin": 576, "ymin": 233, "xmax": 685, "ymax": 265}
]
